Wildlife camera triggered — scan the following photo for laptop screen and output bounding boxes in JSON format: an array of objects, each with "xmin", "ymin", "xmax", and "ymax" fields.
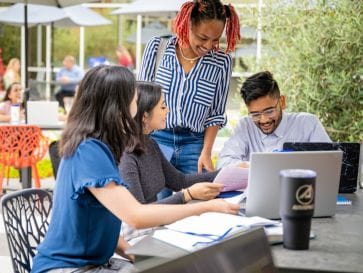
[
  {"xmin": 138, "ymin": 228, "xmax": 277, "ymax": 273},
  {"xmin": 283, "ymin": 142, "xmax": 360, "ymax": 193},
  {"xmin": 27, "ymin": 101, "xmax": 59, "ymax": 126},
  {"xmin": 246, "ymin": 151, "xmax": 342, "ymax": 219}
]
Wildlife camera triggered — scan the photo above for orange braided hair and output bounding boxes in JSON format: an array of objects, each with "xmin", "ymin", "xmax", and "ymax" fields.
[
  {"xmin": 225, "ymin": 4, "xmax": 241, "ymax": 53},
  {"xmin": 173, "ymin": 2, "xmax": 194, "ymax": 48},
  {"xmin": 173, "ymin": 0, "xmax": 241, "ymax": 53}
]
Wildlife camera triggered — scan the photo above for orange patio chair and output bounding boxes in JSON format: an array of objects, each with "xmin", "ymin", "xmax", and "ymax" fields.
[{"xmin": 0, "ymin": 125, "xmax": 49, "ymax": 193}]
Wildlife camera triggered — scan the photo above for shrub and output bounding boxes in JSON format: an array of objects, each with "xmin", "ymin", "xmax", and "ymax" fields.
[
  {"xmin": 260, "ymin": 0, "xmax": 362, "ymax": 141},
  {"xmin": 2, "ymin": 159, "xmax": 53, "ymax": 179}
]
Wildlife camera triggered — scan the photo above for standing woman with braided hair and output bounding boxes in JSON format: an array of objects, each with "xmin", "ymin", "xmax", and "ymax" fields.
[{"xmin": 139, "ymin": 1, "xmax": 240, "ymax": 194}]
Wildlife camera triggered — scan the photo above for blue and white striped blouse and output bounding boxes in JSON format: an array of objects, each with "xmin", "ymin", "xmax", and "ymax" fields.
[{"xmin": 138, "ymin": 36, "xmax": 232, "ymax": 133}]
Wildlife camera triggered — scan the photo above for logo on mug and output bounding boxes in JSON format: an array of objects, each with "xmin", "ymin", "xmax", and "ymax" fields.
[{"xmin": 295, "ymin": 185, "xmax": 314, "ymax": 206}]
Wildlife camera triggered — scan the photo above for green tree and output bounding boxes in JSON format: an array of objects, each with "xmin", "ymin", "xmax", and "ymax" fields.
[
  {"xmin": 260, "ymin": 0, "xmax": 362, "ymax": 141},
  {"xmin": 0, "ymin": 25, "xmax": 21, "ymax": 63}
]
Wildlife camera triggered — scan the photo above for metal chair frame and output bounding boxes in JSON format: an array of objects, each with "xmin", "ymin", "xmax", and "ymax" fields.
[{"xmin": 1, "ymin": 188, "xmax": 52, "ymax": 273}]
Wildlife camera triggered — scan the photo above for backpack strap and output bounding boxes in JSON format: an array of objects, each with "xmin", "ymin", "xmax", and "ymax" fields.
[{"xmin": 154, "ymin": 37, "xmax": 168, "ymax": 79}]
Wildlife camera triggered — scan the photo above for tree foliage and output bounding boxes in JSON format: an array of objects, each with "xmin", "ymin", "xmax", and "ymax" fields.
[
  {"xmin": 261, "ymin": 0, "xmax": 362, "ymax": 141},
  {"xmin": 0, "ymin": 25, "xmax": 20, "ymax": 63}
]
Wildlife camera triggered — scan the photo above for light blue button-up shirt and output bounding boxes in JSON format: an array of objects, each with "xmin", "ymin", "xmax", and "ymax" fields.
[{"xmin": 216, "ymin": 112, "xmax": 331, "ymax": 168}]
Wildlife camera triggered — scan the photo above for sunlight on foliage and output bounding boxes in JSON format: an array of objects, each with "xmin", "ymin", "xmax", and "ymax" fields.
[{"xmin": 261, "ymin": 0, "xmax": 362, "ymax": 141}]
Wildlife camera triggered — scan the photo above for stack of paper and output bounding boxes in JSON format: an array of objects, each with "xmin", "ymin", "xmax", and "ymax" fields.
[
  {"xmin": 223, "ymin": 191, "xmax": 246, "ymax": 205},
  {"xmin": 152, "ymin": 212, "xmax": 279, "ymax": 251}
]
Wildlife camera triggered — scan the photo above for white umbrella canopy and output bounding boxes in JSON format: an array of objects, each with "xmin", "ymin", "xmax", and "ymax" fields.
[
  {"xmin": 0, "ymin": 0, "xmax": 96, "ymax": 7},
  {"xmin": 112, "ymin": 0, "xmax": 187, "ymax": 72},
  {"xmin": 126, "ymin": 21, "xmax": 171, "ymax": 44},
  {"xmin": 0, "ymin": 0, "xmax": 98, "ymax": 88},
  {"xmin": 240, "ymin": 26, "xmax": 257, "ymax": 40},
  {"xmin": 54, "ymin": 5, "xmax": 111, "ymax": 27},
  {"xmin": 0, "ymin": 3, "xmax": 66, "ymax": 25},
  {"xmin": 53, "ymin": 5, "xmax": 112, "ymax": 72},
  {"xmin": 0, "ymin": 3, "xmax": 67, "ymax": 91},
  {"xmin": 234, "ymin": 43, "xmax": 257, "ymax": 58},
  {"xmin": 111, "ymin": 0, "xmax": 188, "ymax": 16}
]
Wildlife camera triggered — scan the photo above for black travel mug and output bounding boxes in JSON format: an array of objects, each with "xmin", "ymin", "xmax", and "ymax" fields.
[{"xmin": 280, "ymin": 169, "xmax": 316, "ymax": 250}]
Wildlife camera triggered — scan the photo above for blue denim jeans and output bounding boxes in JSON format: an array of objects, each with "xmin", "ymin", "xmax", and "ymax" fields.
[{"xmin": 151, "ymin": 127, "xmax": 204, "ymax": 200}]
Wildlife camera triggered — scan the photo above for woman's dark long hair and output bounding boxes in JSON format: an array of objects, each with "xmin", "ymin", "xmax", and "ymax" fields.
[
  {"xmin": 132, "ymin": 81, "xmax": 163, "ymax": 154},
  {"xmin": 59, "ymin": 65, "xmax": 138, "ymax": 164}
]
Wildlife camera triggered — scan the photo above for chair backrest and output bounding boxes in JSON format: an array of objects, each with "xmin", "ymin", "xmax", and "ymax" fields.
[
  {"xmin": 49, "ymin": 141, "xmax": 61, "ymax": 179},
  {"xmin": 0, "ymin": 125, "xmax": 49, "ymax": 169},
  {"xmin": 1, "ymin": 189, "xmax": 53, "ymax": 273}
]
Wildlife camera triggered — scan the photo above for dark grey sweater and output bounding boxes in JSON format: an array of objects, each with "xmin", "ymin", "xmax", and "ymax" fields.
[{"xmin": 119, "ymin": 137, "xmax": 218, "ymax": 204}]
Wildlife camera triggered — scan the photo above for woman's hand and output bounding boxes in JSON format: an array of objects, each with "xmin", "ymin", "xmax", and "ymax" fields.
[
  {"xmin": 186, "ymin": 182, "xmax": 224, "ymax": 201},
  {"xmin": 204, "ymin": 198, "xmax": 240, "ymax": 215},
  {"xmin": 198, "ymin": 151, "xmax": 214, "ymax": 173},
  {"xmin": 115, "ymin": 236, "xmax": 135, "ymax": 263}
]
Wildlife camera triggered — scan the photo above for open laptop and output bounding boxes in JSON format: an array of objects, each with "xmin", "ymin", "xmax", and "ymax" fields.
[
  {"xmin": 246, "ymin": 151, "xmax": 343, "ymax": 219},
  {"xmin": 27, "ymin": 101, "xmax": 59, "ymax": 126},
  {"xmin": 283, "ymin": 142, "xmax": 361, "ymax": 193},
  {"xmin": 136, "ymin": 228, "xmax": 277, "ymax": 273}
]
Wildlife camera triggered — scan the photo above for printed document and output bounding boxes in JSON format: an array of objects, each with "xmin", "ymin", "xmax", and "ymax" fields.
[
  {"xmin": 213, "ymin": 166, "xmax": 249, "ymax": 191},
  {"xmin": 153, "ymin": 212, "xmax": 279, "ymax": 251}
]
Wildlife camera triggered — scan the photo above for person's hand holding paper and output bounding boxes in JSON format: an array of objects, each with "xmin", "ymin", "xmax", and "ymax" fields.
[
  {"xmin": 186, "ymin": 182, "xmax": 224, "ymax": 201},
  {"xmin": 213, "ymin": 165, "xmax": 249, "ymax": 192}
]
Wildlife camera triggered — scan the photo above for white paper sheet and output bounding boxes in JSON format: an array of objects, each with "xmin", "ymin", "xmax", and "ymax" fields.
[
  {"xmin": 153, "ymin": 213, "xmax": 280, "ymax": 251},
  {"xmin": 214, "ymin": 166, "xmax": 249, "ymax": 191}
]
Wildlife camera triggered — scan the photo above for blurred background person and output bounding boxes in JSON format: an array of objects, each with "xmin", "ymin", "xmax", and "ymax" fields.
[
  {"xmin": 0, "ymin": 48, "xmax": 6, "ymax": 93},
  {"xmin": 115, "ymin": 45, "xmax": 134, "ymax": 70},
  {"xmin": 55, "ymin": 55, "xmax": 84, "ymax": 111},
  {"xmin": 3, "ymin": 57, "xmax": 20, "ymax": 90},
  {"xmin": 0, "ymin": 82, "xmax": 24, "ymax": 122}
]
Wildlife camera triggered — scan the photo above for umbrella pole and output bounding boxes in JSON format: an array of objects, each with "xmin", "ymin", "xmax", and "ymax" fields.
[
  {"xmin": 24, "ymin": 2, "xmax": 29, "ymax": 125},
  {"xmin": 24, "ymin": 2, "xmax": 28, "ymax": 89}
]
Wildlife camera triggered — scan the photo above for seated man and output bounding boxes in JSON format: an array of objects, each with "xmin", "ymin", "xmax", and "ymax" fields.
[
  {"xmin": 55, "ymin": 55, "xmax": 84, "ymax": 111},
  {"xmin": 217, "ymin": 71, "xmax": 331, "ymax": 168}
]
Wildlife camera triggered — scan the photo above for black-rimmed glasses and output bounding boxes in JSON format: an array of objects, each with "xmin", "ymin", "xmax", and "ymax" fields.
[{"xmin": 248, "ymin": 99, "xmax": 280, "ymax": 121}]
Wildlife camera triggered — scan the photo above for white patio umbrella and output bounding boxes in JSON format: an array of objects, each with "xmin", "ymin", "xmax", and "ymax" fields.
[
  {"xmin": 240, "ymin": 26, "xmax": 257, "ymax": 40},
  {"xmin": 111, "ymin": 0, "xmax": 187, "ymax": 73},
  {"xmin": 0, "ymin": 0, "xmax": 98, "ymax": 88},
  {"xmin": 40, "ymin": 5, "xmax": 111, "ymax": 100},
  {"xmin": 0, "ymin": 3, "xmax": 65, "ymax": 25},
  {"xmin": 234, "ymin": 43, "xmax": 258, "ymax": 58},
  {"xmin": 0, "ymin": 3, "xmax": 67, "ymax": 89},
  {"xmin": 54, "ymin": 5, "xmax": 112, "ymax": 70},
  {"xmin": 126, "ymin": 21, "xmax": 171, "ymax": 44},
  {"xmin": 0, "ymin": 3, "xmax": 107, "ymax": 100},
  {"xmin": 112, "ymin": 0, "xmax": 187, "ymax": 16},
  {"xmin": 55, "ymin": 4, "xmax": 111, "ymax": 27}
]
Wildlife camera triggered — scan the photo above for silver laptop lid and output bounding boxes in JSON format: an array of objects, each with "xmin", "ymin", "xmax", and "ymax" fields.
[
  {"xmin": 246, "ymin": 151, "xmax": 342, "ymax": 219},
  {"xmin": 27, "ymin": 101, "xmax": 59, "ymax": 126}
]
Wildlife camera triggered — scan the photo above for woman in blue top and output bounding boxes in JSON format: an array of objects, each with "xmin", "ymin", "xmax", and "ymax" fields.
[
  {"xmin": 31, "ymin": 65, "xmax": 239, "ymax": 273},
  {"xmin": 139, "ymin": 0, "xmax": 240, "ymax": 177}
]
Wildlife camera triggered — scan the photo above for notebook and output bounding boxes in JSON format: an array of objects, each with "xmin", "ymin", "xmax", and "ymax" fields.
[
  {"xmin": 136, "ymin": 228, "xmax": 277, "ymax": 273},
  {"xmin": 283, "ymin": 142, "xmax": 361, "ymax": 193},
  {"xmin": 27, "ymin": 101, "xmax": 59, "ymax": 126},
  {"xmin": 246, "ymin": 151, "xmax": 343, "ymax": 219}
]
